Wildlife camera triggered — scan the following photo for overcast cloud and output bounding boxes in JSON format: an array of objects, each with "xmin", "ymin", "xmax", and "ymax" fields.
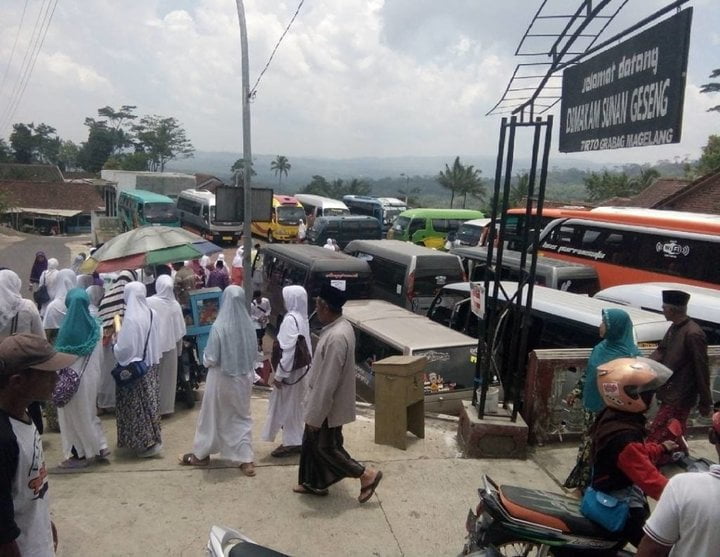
[{"xmin": 0, "ymin": 0, "xmax": 718, "ymax": 166}]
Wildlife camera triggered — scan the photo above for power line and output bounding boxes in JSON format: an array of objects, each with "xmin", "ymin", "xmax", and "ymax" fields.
[
  {"xmin": 249, "ymin": 0, "xmax": 305, "ymax": 99},
  {"xmin": 0, "ymin": 0, "xmax": 58, "ymax": 134},
  {"xmin": 0, "ymin": 0, "xmax": 30, "ymax": 97}
]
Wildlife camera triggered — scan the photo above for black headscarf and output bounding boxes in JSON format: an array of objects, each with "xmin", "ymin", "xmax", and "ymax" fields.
[{"xmin": 30, "ymin": 251, "xmax": 48, "ymax": 282}]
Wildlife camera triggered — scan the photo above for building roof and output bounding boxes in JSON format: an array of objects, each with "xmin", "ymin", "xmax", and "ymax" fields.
[
  {"xmin": 657, "ymin": 169, "xmax": 720, "ymax": 212},
  {"xmin": 0, "ymin": 164, "xmax": 63, "ymax": 182},
  {"xmin": 0, "ymin": 181, "xmax": 104, "ymax": 213},
  {"xmin": 633, "ymin": 178, "xmax": 690, "ymax": 208}
]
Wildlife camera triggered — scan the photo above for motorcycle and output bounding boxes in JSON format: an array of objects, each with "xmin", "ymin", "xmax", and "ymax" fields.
[
  {"xmin": 177, "ymin": 335, "xmax": 206, "ymax": 409},
  {"xmin": 206, "ymin": 525, "xmax": 289, "ymax": 556},
  {"xmin": 462, "ymin": 418, "xmax": 716, "ymax": 556}
]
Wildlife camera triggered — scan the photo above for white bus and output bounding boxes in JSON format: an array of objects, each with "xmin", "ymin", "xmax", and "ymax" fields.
[
  {"xmin": 176, "ymin": 189, "xmax": 242, "ymax": 244},
  {"xmin": 295, "ymin": 194, "xmax": 350, "ymax": 221},
  {"xmin": 343, "ymin": 195, "xmax": 408, "ymax": 233}
]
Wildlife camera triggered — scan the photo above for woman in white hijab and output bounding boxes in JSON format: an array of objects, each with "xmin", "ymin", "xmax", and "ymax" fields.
[
  {"xmin": 0, "ymin": 270, "xmax": 44, "ymax": 339},
  {"xmin": 38, "ymin": 257, "xmax": 59, "ymax": 317},
  {"xmin": 261, "ymin": 285, "xmax": 312, "ymax": 457},
  {"xmin": 323, "ymin": 238, "xmax": 334, "ymax": 250},
  {"xmin": 231, "ymin": 246, "xmax": 244, "ymax": 286},
  {"xmin": 113, "ymin": 281, "xmax": 163, "ymax": 458},
  {"xmin": 179, "ymin": 286, "xmax": 258, "ymax": 476},
  {"xmin": 42, "ymin": 269, "xmax": 77, "ymax": 338},
  {"xmin": 147, "ymin": 274, "xmax": 186, "ymax": 416}
]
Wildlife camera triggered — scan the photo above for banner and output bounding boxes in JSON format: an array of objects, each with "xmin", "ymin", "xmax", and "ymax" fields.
[{"xmin": 559, "ymin": 8, "xmax": 692, "ymax": 153}]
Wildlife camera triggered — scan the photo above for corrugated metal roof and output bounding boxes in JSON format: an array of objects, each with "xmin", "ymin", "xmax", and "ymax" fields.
[{"xmin": 6, "ymin": 207, "xmax": 81, "ymax": 217}]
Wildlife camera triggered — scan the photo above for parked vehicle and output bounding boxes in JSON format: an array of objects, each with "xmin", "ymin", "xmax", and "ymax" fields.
[
  {"xmin": 451, "ymin": 246, "xmax": 601, "ymax": 295},
  {"xmin": 453, "ymin": 218, "xmax": 492, "ymax": 247},
  {"xmin": 594, "ymin": 281, "xmax": 720, "ymax": 344},
  {"xmin": 344, "ymin": 239, "xmax": 466, "ymax": 314},
  {"xmin": 306, "ymin": 215, "xmax": 382, "ymax": 249},
  {"xmin": 176, "ymin": 188, "xmax": 242, "ymax": 244},
  {"xmin": 251, "ymin": 194, "xmax": 305, "ymax": 243},
  {"xmin": 207, "ymin": 525, "xmax": 289, "ymax": 556},
  {"xmin": 322, "ymin": 299, "xmax": 478, "ymax": 414},
  {"xmin": 117, "ymin": 189, "xmax": 180, "ymax": 231},
  {"xmin": 259, "ymin": 244, "xmax": 372, "ymax": 328},
  {"xmin": 295, "ymin": 193, "xmax": 350, "ymax": 221},
  {"xmin": 176, "ymin": 335, "xmax": 206, "ymax": 409},
  {"xmin": 387, "ymin": 208, "xmax": 485, "ymax": 249},
  {"xmin": 343, "ymin": 195, "xmax": 408, "ymax": 233}
]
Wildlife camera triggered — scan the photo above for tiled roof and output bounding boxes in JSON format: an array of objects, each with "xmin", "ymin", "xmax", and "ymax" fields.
[
  {"xmin": 0, "ymin": 181, "xmax": 104, "ymax": 213},
  {"xmin": 0, "ymin": 164, "xmax": 63, "ymax": 182},
  {"xmin": 631, "ymin": 178, "xmax": 690, "ymax": 208}
]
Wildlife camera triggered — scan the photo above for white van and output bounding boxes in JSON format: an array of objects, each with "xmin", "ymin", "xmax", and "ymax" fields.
[
  {"xmin": 176, "ymin": 189, "xmax": 242, "ymax": 244},
  {"xmin": 594, "ymin": 282, "xmax": 720, "ymax": 344},
  {"xmin": 453, "ymin": 218, "xmax": 492, "ymax": 247},
  {"xmin": 295, "ymin": 194, "xmax": 350, "ymax": 220}
]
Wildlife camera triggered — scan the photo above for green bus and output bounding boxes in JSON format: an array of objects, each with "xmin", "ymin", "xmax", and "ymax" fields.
[
  {"xmin": 387, "ymin": 208, "xmax": 485, "ymax": 249},
  {"xmin": 117, "ymin": 189, "xmax": 180, "ymax": 231}
]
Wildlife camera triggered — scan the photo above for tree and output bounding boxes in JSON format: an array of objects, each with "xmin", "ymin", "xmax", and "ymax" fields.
[
  {"xmin": 697, "ymin": 135, "xmax": 720, "ymax": 175},
  {"xmin": 397, "ymin": 184, "xmax": 421, "ymax": 207},
  {"xmin": 628, "ymin": 166, "xmax": 660, "ymax": 191},
  {"xmin": 584, "ymin": 170, "xmax": 646, "ymax": 202},
  {"xmin": 57, "ymin": 140, "xmax": 80, "ymax": 172},
  {"xmin": 270, "ymin": 155, "xmax": 291, "ymax": 187},
  {"xmin": 77, "ymin": 120, "xmax": 116, "ymax": 173},
  {"xmin": 9, "ymin": 123, "xmax": 35, "ymax": 163},
  {"xmin": 457, "ymin": 164, "xmax": 485, "ymax": 208},
  {"xmin": 700, "ymin": 68, "xmax": 720, "ymax": 113},
  {"xmin": 343, "ymin": 178, "xmax": 371, "ymax": 196},
  {"xmin": 300, "ymin": 175, "xmax": 331, "ymax": 196},
  {"xmin": 0, "ymin": 139, "xmax": 11, "ymax": 163},
  {"xmin": 132, "ymin": 115, "xmax": 194, "ymax": 172},
  {"xmin": 231, "ymin": 158, "xmax": 256, "ymax": 185}
]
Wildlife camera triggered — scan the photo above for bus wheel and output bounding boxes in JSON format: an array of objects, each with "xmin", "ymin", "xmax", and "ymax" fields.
[{"xmin": 267, "ymin": 231, "xmax": 274, "ymax": 243}]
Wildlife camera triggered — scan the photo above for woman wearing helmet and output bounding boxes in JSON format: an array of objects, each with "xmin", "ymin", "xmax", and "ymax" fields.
[{"xmin": 588, "ymin": 357, "xmax": 678, "ymax": 549}]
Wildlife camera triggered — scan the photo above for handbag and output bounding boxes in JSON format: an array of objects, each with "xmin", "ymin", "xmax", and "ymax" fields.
[
  {"xmin": 580, "ymin": 486, "xmax": 630, "ymax": 532},
  {"xmin": 33, "ymin": 284, "xmax": 50, "ymax": 306},
  {"xmin": 111, "ymin": 312, "xmax": 153, "ymax": 387},
  {"xmin": 52, "ymin": 357, "xmax": 90, "ymax": 407},
  {"xmin": 271, "ymin": 315, "xmax": 312, "ymax": 383}
]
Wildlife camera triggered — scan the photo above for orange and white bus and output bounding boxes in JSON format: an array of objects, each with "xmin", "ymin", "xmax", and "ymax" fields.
[
  {"xmin": 536, "ymin": 208, "xmax": 720, "ymax": 290},
  {"xmin": 251, "ymin": 194, "xmax": 305, "ymax": 243}
]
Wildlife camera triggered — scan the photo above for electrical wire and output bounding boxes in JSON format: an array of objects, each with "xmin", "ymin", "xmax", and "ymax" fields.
[
  {"xmin": 0, "ymin": 0, "xmax": 31, "ymax": 97},
  {"xmin": 249, "ymin": 0, "xmax": 305, "ymax": 99},
  {"xmin": 0, "ymin": 0, "xmax": 59, "ymax": 134}
]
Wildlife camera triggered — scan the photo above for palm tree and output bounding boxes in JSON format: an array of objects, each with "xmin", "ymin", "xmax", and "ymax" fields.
[
  {"xmin": 437, "ymin": 156, "xmax": 466, "ymax": 208},
  {"xmin": 457, "ymin": 164, "xmax": 485, "ymax": 209},
  {"xmin": 271, "ymin": 155, "xmax": 291, "ymax": 187},
  {"xmin": 231, "ymin": 158, "xmax": 256, "ymax": 185}
]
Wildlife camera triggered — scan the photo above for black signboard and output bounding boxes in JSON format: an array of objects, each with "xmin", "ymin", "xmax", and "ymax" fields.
[
  {"xmin": 215, "ymin": 186, "xmax": 273, "ymax": 223},
  {"xmin": 559, "ymin": 8, "xmax": 692, "ymax": 153}
]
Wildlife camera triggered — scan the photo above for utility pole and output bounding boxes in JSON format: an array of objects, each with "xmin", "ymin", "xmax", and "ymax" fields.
[{"xmin": 235, "ymin": 0, "xmax": 253, "ymax": 311}]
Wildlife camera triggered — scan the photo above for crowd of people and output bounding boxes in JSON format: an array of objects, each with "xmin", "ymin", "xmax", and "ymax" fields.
[{"xmin": 0, "ymin": 252, "xmax": 382, "ymax": 556}]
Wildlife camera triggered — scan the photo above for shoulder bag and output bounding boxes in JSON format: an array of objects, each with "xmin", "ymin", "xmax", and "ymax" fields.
[
  {"xmin": 271, "ymin": 315, "xmax": 312, "ymax": 384},
  {"xmin": 580, "ymin": 485, "xmax": 630, "ymax": 533},
  {"xmin": 111, "ymin": 312, "xmax": 153, "ymax": 388},
  {"xmin": 52, "ymin": 356, "xmax": 91, "ymax": 407},
  {"xmin": 33, "ymin": 284, "xmax": 50, "ymax": 306}
]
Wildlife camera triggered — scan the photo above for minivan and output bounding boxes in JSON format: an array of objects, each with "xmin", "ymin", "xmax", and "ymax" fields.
[
  {"xmin": 306, "ymin": 216, "xmax": 382, "ymax": 249},
  {"xmin": 294, "ymin": 194, "xmax": 350, "ymax": 220},
  {"xmin": 451, "ymin": 246, "xmax": 601, "ymax": 295},
  {"xmin": 452, "ymin": 218, "xmax": 492, "ymax": 247},
  {"xmin": 259, "ymin": 244, "xmax": 372, "ymax": 327},
  {"xmin": 594, "ymin": 281, "xmax": 720, "ymax": 344},
  {"xmin": 344, "ymin": 239, "xmax": 466, "ymax": 314},
  {"xmin": 387, "ymin": 208, "xmax": 485, "ymax": 249},
  {"xmin": 327, "ymin": 299, "xmax": 479, "ymax": 414}
]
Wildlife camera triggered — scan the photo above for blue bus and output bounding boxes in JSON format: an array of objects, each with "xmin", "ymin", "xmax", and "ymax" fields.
[{"xmin": 342, "ymin": 195, "xmax": 407, "ymax": 233}]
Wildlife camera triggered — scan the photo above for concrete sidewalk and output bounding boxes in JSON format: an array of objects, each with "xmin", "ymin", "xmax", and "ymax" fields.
[{"xmin": 45, "ymin": 390, "xmax": 717, "ymax": 557}]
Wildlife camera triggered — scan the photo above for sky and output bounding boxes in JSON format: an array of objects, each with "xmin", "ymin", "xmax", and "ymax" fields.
[{"xmin": 0, "ymin": 0, "xmax": 718, "ymax": 167}]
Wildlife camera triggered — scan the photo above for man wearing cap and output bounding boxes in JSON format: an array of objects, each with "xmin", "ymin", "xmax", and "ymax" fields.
[
  {"xmin": 647, "ymin": 289, "xmax": 712, "ymax": 445},
  {"xmin": 293, "ymin": 284, "xmax": 383, "ymax": 503},
  {"xmin": 0, "ymin": 334, "xmax": 76, "ymax": 557}
]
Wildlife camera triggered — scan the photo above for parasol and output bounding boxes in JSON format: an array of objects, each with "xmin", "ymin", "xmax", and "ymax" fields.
[{"xmin": 80, "ymin": 226, "xmax": 223, "ymax": 273}]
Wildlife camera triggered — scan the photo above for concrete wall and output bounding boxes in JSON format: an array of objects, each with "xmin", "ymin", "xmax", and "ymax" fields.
[
  {"xmin": 100, "ymin": 170, "xmax": 195, "ymax": 199},
  {"xmin": 522, "ymin": 346, "xmax": 720, "ymax": 444}
]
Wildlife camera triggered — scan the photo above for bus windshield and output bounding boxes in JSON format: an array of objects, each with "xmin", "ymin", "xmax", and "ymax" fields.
[
  {"xmin": 277, "ymin": 206, "xmax": 305, "ymax": 225},
  {"xmin": 383, "ymin": 208, "xmax": 405, "ymax": 225},
  {"xmin": 391, "ymin": 216, "xmax": 410, "ymax": 233},
  {"xmin": 143, "ymin": 202, "xmax": 178, "ymax": 224}
]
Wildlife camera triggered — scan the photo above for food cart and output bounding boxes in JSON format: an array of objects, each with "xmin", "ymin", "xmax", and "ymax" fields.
[{"xmin": 185, "ymin": 287, "xmax": 222, "ymax": 361}]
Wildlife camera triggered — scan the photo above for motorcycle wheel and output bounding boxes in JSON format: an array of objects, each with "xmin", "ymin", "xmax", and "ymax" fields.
[{"xmin": 495, "ymin": 541, "xmax": 549, "ymax": 557}]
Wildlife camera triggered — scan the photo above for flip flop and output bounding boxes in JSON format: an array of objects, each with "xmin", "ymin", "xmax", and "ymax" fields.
[
  {"xmin": 58, "ymin": 458, "xmax": 89, "ymax": 470},
  {"xmin": 358, "ymin": 471, "xmax": 383, "ymax": 504},
  {"xmin": 293, "ymin": 484, "xmax": 329, "ymax": 496},
  {"xmin": 178, "ymin": 453, "xmax": 209, "ymax": 467},
  {"xmin": 271, "ymin": 445, "xmax": 302, "ymax": 457},
  {"xmin": 240, "ymin": 462, "xmax": 256, "ymax": 477}
]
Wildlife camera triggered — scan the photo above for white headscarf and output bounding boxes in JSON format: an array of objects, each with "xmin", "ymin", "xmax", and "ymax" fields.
[
  {"xmin": 113, "ymin": 281, "xmax": 161, "ymax": 367},
  {"xmin": 86, "ymin": 285, "xmax": 105, "ymax": 317},
  {"xmin": 323, "ymin": 238, "xmax": 334, "ymax": 249},
  {"xmin": 278, "ymin": 285, "xmax": 312, "ymax": 356},
  {"xmin": 200, "ymin": 255, "xmax": 210, "ymax": 268},
  {"xmin": 0, "ymin": 270, "xmax": 23, "ymax": 330},
  {"xmin": 147, "ymin": 275, "xmax": 186, "ymax": 353},
  {"xmin": 203, "ymin": 285, "xmax": 257, "ymax": 376},
  {"xmin": 42, "ymin": 269, "xmax": 77, "ymax": 329},
  {"xmin": 71, "ymin": 253, "xmax": 86, "ymax": 273},
  {"xmin": 42, "ymin": 258, "xmax": 60, "ymax": 298},
  {"xmin": 232, "ymin": 246, "xmax": 244, "ymax": 268}
]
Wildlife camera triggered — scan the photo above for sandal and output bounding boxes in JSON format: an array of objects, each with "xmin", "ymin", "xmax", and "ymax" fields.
[
  {"xmin": 58, "ymin": 458, "xmax": 89, "ymax": 470},
  {"xmin": 178, "ymin": 453, "xmax": 209, "ymax": 467},
  {"xmin": 271, "ymin": 445, "xmax": 301, "ymax": 458},
  {"xmin": 293, "ymin": 484, "xmax": 329, "ymax": 496},
  {"xmin": 240, "ymin": 462, "xmax": 256, "ymax": 477},
  {"xmin": 96, "ymin": 448, "xmax": 112, "ymax": 459},
  {"xmin": 358, "ymin": 470, "xmax": 383, "ymax": 504}
]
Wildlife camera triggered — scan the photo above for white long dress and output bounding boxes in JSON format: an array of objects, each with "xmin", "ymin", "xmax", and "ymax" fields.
[
  {"xmin": 261, "ymin": 285, "xmax": 312, "ymax": 447},
  {"xmin": 57, "ymin": 344, "xmax": 109, "ymax": 459}
]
